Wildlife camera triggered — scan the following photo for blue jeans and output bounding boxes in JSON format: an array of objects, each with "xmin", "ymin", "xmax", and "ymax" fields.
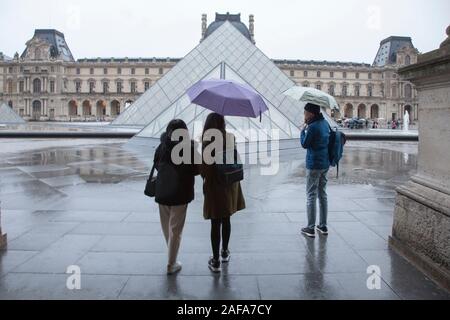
[{"xmin": 306, "ymin": 169, "xmax": 329, "ymax": 229}]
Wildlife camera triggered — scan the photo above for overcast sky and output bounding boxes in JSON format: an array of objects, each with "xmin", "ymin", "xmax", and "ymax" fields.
[{"xmin": 1, "ymin": 0, "xmax": 449, "ymax": 63}]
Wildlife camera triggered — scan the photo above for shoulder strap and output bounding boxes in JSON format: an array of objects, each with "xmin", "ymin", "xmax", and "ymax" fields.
[{"xmin": 149, "ymin": 162, "xmax": 156, "ymax": 180}]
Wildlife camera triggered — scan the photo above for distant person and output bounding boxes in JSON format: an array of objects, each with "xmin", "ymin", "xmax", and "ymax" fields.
[
  {"xmin": 392, "ymin": 120, "xmax": 397, "ymax": 130},
  {"xmin": 153, "ymin": 119, "xmax": 199, "ymax": 275},
  {"xmin": 300, "ymin": 103, "xmax": 331, "ymax": 238},
  {"xmin": 200, "ymin": 113, "xmax": 246, "ymax": 273}
]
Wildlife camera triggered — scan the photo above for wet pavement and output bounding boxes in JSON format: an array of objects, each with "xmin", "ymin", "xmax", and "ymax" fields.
[{"xmin": 0, "ymin": 139, "xmax": 448, "ymax": 300}]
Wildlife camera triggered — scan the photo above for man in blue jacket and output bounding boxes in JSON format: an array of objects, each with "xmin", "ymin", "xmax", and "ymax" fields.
[{"xmin": 300, "ymin": 103, "xmax": 330, "ymax": 238}]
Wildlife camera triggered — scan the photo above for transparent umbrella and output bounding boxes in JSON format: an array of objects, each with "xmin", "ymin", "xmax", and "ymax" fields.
[{"xmin": 283, "ymin": 86, "xmax": 340, "ymax": 111}]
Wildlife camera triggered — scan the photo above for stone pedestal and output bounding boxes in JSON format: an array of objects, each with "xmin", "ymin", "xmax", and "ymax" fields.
[{"xmin": 391, "ymin": 26, "xmax": 450, "ymax": 291}]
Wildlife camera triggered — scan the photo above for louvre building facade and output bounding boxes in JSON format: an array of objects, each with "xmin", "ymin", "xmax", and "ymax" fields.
[{"xmin": 0, "ymin": 13, "xmax": 418, "ymax": 124}]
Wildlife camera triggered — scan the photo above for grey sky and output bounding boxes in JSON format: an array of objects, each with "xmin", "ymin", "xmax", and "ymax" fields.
[{"xmin": 1, "ymin": 0, "xmax": 449, "ymax": 63}]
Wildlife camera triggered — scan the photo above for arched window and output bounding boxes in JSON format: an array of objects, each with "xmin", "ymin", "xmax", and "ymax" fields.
[
  {"xmin": 405, "ymin": 55, "xmax": 411, "ymax": 65},
  {"xmin": 33, "ymin": 78, "xmax": 41, "ymax": 93}
]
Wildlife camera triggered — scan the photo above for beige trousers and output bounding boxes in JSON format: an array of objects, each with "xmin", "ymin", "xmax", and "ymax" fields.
[{"xmin": 158, "ymin": 204, "xmax": 188, "ymax": 266}]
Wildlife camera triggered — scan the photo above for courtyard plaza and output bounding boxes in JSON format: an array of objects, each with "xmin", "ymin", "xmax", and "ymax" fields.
[{"xmin": 0, "ymin": 137, "xmax": 448, "ymax": 300}]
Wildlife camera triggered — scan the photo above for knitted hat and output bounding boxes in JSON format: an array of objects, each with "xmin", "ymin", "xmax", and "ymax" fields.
[{"xmin": 304, "ymin": 103, "xmax": 321, "ymax": 115}]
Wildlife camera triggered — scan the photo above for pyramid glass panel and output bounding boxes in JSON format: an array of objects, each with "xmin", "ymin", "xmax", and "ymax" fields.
[
  {"xmin": 0, "ymin": 103, "xmax": 26, "ymax": 124},
  {"xmin": 116, "ymin": 20, "xmax": 329, "ymax": 141}
]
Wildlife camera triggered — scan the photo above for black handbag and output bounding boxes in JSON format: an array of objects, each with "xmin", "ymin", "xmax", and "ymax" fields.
[{"xmin": 144, "ymin": 163, "xmax": 157, "ymax": 197}]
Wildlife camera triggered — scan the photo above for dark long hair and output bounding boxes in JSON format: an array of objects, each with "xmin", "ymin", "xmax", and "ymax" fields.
[
  {"xmin": 202, "ymin": 113, "xmax": 226, "ymax": 142},
  {"xmin": 159, "ymin": 119, "xmax": 188, "ymax": 161}
]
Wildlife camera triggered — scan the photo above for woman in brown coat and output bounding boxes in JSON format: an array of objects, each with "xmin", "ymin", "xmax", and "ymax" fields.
[{"xmin": 200, "ymin": 113, "xmax": 246, "ymax": 273}]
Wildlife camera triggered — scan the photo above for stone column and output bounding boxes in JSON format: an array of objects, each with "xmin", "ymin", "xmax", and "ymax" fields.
[
  {"xmin": 0, "ymin": 203, "xmax": 6, "ymax": 249},
  {"xmin": 391, "ymin": 25, "xmax": 450, "ymax": 291}
]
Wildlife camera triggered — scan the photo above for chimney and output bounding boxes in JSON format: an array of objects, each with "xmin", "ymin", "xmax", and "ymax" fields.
[
  {"xmin": 249, "ymin": 14, "xmax": 255, "ymax": 44},
  {"xmin": 201, "ymin": 14, "xmax": 207, "ymax": 42}
]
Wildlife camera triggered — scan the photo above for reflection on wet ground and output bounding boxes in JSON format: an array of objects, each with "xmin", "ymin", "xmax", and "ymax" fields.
[{"xmin": 0, "ymin": 139, "xmax": 448, "ymax": 299}]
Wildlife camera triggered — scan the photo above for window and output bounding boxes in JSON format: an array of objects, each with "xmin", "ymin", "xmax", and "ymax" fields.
[
  {"xmin": 145, "ymin": 68, "xmax": 149, "ymax": 75},
  {"xmin": 75, "ymin": 81, "xmax": 81, "ymax": 93},
  {"xmin": 316, "ymin": 83, "xmax": 322, "ymax": 90},
  {"xmin": 8, "ymin": 100, "xmax": 13, "ymax": 108},
  {"xmin": 117, "ymin": 82, "xmax": 122, "ymax": 93},
  {"xmin": 117, "ymin": 67, "xmax": 122, "ymax": 75},
  {"xmin": 317, "ymin": 71, "xmax": 321, "ymax": 78},
  {"xmin": 8, "ymin": 66, "xmax": 13, "ymax": 73},
  {"xmin": 89, "ymin": 81, "xmax": 95, "ymax": 93},
  {"xmin": 354, "ymin": 84, "xmax": 360, "ymax": 97},
  {"xmin": 290, "ymin": 70, "xmax": 294, "ymax": 77},
  {"xmin": 19, "ymin": 81, "xmax": 24, "ymax": 93},
  {"xmin": 7, "ymin": 80, "xmax": 13, "ymax": 93},
  {"xmin": 51, "ymin": 66, "xmax": 55, "ymax": 72},
  {"xmin": 343, "ymin": 72, "xmax": 347, "ymax": 78},
  {"xmin": 35, "ymin": 48, "xmax": 41, "ymax": 60},
  {"xmin": 405, "ymin": 84, "xmax": 412, "ymax": 98},
  {"xmin": 144, "ymin": 81, "xmax": 150, "ymax": 91},
  {"xmin": 158, "ymin": 67, "xmax": 163, "ymax": 75},
  {"xmin": 104, "ymin": 68, "xmax": 108, "ymax": 75},
  {"xmin": 90, "ymin": 68, "xmax": 94, "ymax": 75},
  {"xmin": 405, "ymin": 55, "xmax": 411, "ymax": 65},
  {"xmin": 131, "ymin": 68, "xmax": 135, "ymax": 75},
  {"xmin": 303, "ymin": 70, "xmax": 308, "ymax": 77},
  {"xmin": 76, "ymin": 68, "xmax": 80, "ymax": 75},
  {"xmin": 380, "ymin": 84, "xmax": 385, "ymax": 97},
  {"xmin": 342, "ymin": 84, "xmax": 348, "ymax": 96},
  {"xmin": 392, "ymin": 85, "xmax": 397, "ymax": 98},
  {"xmin": 131, "ymin": 82, "xmax": 136, "ymax": 93},
  {"xmin": 35, "ymin": 66, "xmax": 39, "ymax": 72},
  {"xmin": 368, "ymin": 72, "xmax": 372, "ymax": 80},
  {"xmin": 367, "ymin": 84, "xmax": 373, "ymax": 97},
  {"xmin": 356, "ymin": 72, "xmax": 359, "ymax": 79},
  {"xmin": 330, "ymin": 71, "xmax": 334, "ymax": 78},
  {"xmin": 50, "ymin": 81, "xmax": 55, "ymax": 93},
  {"xmin": 33, "ymin": 78, "xmax": 41, "ymax": 93},
  {"xmin": 103, "ymin": 82, "xmax": 108, "ymax": 94},
  {"xmin": 328, "ymin": 84, "xmax": 335, "ymax": 96},
  {"xmin": 303, "ymin": 82, "xmax": 309, "ymax": 87}
]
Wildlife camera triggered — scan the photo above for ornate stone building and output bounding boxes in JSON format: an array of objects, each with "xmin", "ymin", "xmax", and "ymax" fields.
[
  {"xmin": 276, "ymin": 36, "xmax": 419, "ymax": 122},
  {"xmin": 0, "ymin": 14, "xmax": 419, "ymax": 123}
]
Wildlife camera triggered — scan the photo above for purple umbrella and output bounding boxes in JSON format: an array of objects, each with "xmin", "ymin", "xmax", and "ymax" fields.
[{"xmin": 187, "ymin": 79, "xmax": 268, "ymax": 119}]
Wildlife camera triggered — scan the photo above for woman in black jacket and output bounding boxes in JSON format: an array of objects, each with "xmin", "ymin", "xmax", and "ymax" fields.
[{"xmin": 153, "ymin": 119, "xmax": 199, "ymax": 275}]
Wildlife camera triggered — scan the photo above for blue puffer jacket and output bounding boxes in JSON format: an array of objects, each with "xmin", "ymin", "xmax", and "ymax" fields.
[{"xmin": 300, "ymin": 113, "xmax": 330, "ymax": 170}]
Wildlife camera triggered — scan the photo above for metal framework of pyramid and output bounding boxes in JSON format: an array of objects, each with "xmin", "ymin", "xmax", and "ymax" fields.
[
  {"xmin": 0, "ymin": 103, "xmax": 26, "ymax": 124},
  {"xmin": 112, "ymin": 21, "xmax": 332, "ymax": 141}
]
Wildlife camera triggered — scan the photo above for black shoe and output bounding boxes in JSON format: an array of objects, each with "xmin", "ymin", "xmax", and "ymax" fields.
[
  {"xmin": 301, "ymin": 227, "xmax": 315, "ymax": 238},
  {"xmin": 316, "ymin": 226, "xmax": 329, "ymax": 235},
  {"xmin": 221, "ymin": 249, "xmax": 231, "ymax": 263},
  {"xmin": 208, "ymin": 257, "xmax": 221, "ymax": 273}
]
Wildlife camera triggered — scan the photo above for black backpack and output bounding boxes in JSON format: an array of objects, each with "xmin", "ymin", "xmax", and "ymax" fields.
[
  {"xmin": 328, "ymin": 125, "xmax": 347, "ymax": 178},
  {"xmin": 215, "ymin": 147, "xmax": 244, "ymax": 185}
]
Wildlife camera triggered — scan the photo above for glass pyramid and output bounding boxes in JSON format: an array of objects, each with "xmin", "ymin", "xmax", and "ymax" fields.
[
  {"xmin": 0, "ymin": 103, "xmax": 26, "ymax": 124},
  {"xmin": 113, "ymin": 21, "xmax": 319, "ymax": 140}
]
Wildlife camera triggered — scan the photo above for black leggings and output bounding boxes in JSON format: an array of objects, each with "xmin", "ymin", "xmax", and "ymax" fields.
[{"xmin": 210, "ymin": 217, "xmax": 231, "ymax": 260}]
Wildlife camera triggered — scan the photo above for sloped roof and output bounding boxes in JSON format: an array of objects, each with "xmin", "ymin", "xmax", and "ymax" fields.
[
  {"xmin": 373, "ymin": 36, "xmax": 415, "ymax": 67},
  {"xmin": 21, "ymin": 29, "xmax": 75, "ymax": 62}
]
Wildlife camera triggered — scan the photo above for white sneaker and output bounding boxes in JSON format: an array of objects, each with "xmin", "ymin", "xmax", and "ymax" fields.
[{"xmin": 167, "ymin": 261, "xmax": 182, "ymax": 275}]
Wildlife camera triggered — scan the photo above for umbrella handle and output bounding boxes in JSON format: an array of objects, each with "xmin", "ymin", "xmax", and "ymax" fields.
[{"xmin": 260, "ymin": 111, "xmax": 262, "ymax": 122}]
